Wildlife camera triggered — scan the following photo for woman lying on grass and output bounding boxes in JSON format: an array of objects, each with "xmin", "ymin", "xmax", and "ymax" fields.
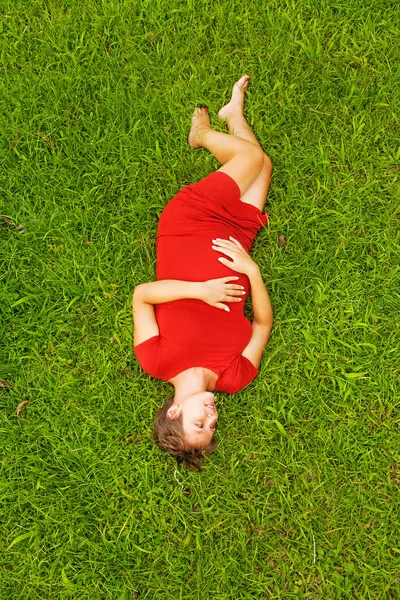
[{"xmin": 133, "ymin": 76, "xmax": 273, "ymax": 470}]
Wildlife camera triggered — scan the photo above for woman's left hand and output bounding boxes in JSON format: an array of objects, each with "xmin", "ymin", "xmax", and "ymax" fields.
[
  {"xmin": 212, "ymin": 237, "xmax": 258, "ymax": 276},
  {"xmin": 200, "ymin": 276, "xmax": 246, "ymax": 312}
]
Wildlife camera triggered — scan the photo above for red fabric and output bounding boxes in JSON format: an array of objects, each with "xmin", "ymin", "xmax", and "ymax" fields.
[{"xmin": 134, "ymin": 171, "xmax": 268, "ymax": 394}]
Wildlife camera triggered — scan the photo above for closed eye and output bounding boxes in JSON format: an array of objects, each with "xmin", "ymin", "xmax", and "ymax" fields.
[{"xmin": 196, "ymin": 423, "xmax": 217, "ymax": 430}]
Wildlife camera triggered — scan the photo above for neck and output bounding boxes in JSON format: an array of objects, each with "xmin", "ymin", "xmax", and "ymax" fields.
[{"xmin": 170, "ymin": 367, "xmax": 215, "ymax": 402}]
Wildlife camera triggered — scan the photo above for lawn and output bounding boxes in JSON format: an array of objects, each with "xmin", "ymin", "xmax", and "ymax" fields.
[{"xmin": 1, "ymin": 0, "xmax": 399, "ymax": 598}]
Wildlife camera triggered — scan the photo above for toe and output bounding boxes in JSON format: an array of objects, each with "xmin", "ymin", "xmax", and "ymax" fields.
[{"xmin": 237, "ymin": 75, "xmax": 251, "ymax": 90}]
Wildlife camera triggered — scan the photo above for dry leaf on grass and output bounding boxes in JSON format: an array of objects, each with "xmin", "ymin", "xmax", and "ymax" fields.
[
  {"xmin": 35, "ymin": 132, "xmax": 55, "ymax": 151},
  {"xmin": 0, "ymin": 216, "xmax": 15, "ymax": 227},
  {"xmin": 0, "ymin": 378, "xmax": 14, "ymax": 388},
  {"xmin": 10, "ymin": 132, "xmax": 19, "ymax": 148},
  {"xmin": 278, "ymin": 233, "xmax": 287, "ymax": 251},
  {"xmin": 16, "ymin": 400, "xmax": 30, "ymax": 418},
  {"xmin": 16, "ymin": 220, "xmax": 36, "ymax": 234},
  {"xmin": 0, "ymin": 216, "xmax": 35, "ymax": 234}
]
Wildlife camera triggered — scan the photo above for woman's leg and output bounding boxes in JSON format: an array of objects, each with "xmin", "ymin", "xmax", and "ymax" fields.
[
  {"xmin": 188, "ymin": 108, "xmax": 265, "ymax": 197},
  {"xmin": 218, "ymin": 76, "xmax": 272, "ymax": 211}
]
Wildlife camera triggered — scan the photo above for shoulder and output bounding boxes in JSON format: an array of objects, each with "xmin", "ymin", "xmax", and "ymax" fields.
[
  {"xmin": 134, "ymin": 335, "xmax": 162, "ymax": 378},
  {"xmin": 215, "ymin": 355, "xmax": 259, "ymax": 394}
]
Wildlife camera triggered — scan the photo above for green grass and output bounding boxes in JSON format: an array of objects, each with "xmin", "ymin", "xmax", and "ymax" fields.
[{"xmin": 1, "ymin": 0, "xmax": 400, "ymax": 597}]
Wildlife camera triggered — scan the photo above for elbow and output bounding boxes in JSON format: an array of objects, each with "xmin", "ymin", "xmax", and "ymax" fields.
[
  {"xmin": 133, "ymin": 283, "xmax": 145, "ymax": 306},
  {"xmin": 255, "ymin": 313, "xmax": 273, "ymax": 332},
  {"xmin": 264, "ymin": 318, "xmax": 273, "ymax": 334}
]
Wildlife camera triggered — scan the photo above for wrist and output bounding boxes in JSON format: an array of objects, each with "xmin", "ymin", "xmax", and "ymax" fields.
[
  {"xmin": 246, "ymin": 262, "xmax": 260, "ymax": 279},
  {"xmin": 194, "ymin": 281, "xmax": 206, "ymax": 301}
]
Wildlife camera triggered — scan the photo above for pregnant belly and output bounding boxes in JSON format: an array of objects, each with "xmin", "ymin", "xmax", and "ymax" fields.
[
  {"xmin": 156, "ymin": 230, "xmax": 225, "ymax": 281},
  {"xmin": 156, "ymin": 231, "xmax": 251, "ymax": 296}
]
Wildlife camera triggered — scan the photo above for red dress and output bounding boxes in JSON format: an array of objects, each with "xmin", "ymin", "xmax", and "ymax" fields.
[{"xmin": 134, "ymin": 171, "xmax": 268, "ymax": 393}]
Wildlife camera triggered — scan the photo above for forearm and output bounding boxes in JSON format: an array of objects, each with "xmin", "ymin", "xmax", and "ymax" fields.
[
  {"xmin": 247, "ymin": 266, "xmax": 273, "ymax": 328},
  {"xmin": 133, "ymin": 280, "xmax": 203, "ymax": 305}
]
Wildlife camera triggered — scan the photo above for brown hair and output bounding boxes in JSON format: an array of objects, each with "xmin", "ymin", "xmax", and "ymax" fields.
[{"xmin": 153, "ymin": 395, "xmax": 217, "ymax": 471}]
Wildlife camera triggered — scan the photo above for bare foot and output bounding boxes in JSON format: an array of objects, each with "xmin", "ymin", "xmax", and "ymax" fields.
[
  {"xmin": 218, "ymin": 75, "xmax": 251, "ymax": 120},
  {"xmin": 188, "ymin": 107, "xmax": 211, "ymax": 149}
]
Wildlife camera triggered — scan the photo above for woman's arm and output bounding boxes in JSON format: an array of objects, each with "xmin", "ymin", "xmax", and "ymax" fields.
[
  {"xmin": 246, "ymin": 266, "xmax": 273, "ymax": 327},
  {"xmin": 211, "ymin": 236, "xmax": 273, "ymax": 368},
  {"xmin": 241, "ymin": 265, "xmax": 273, "ymax": 368},
  {"xmin": 134, "ymin": 280, "xmax": 204, "ymax": 305},
  {"xmin": 133, "ymin": 280, "xmax": 200, "ymax": 346},
  {"xmin": 132, "ymin": 277, "xmax": 245, "ymax": 346}
]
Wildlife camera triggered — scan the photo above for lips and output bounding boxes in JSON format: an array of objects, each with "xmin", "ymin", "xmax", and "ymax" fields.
[{"xmin": 205, "ymin": 403, "xmax": 216, "ymax": 410}]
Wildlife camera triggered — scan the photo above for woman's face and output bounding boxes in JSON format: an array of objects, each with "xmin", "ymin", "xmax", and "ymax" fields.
[{"xmin": 168, "ymin": 391, "xmax": 218, "ymax": 448}]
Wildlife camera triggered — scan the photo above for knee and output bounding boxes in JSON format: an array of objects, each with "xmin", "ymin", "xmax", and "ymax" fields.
[
  {"xmin": 251, "ymin": 146, "xmax": 266, "ymax": 169},
  {"xmin": 251, "ymin": 148, "xmax": 272, "ymax": 175},
  {"xmin": 262, "ymin": 153, "xmax": 273, "ymax": 174}
]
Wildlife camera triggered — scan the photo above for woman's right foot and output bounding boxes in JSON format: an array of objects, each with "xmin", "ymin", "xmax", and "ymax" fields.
[
  {"xmin": 188, "ymin": 107, "xmax": 211, "ymax": 149},
  {"xmin": 218, "ymin": 75, "xmax": 251, "ymax": 120}
]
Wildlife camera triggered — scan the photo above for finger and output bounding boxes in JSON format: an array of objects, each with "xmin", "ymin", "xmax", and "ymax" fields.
[
  {"xmin": 225, "ymin": 284, "xmax": 245, "ymax": 290},
  {"xmin": 229, "ymin": 236, "xmax": 244, "ymax": 249},
  {"xmin": 214, "ymin": 303, "xmax": 230, "ymax": 312},
  {"xmin": 226, "ymin": 289, "xmax": 246, "ymax": 296},
  {"xmin": 222, "ymin": 276, "xmax": 240, "ymax": 282},
  {"xmin": 218, "ymin": 257, "xmax": 237, "ymax": 270},
  {"xmin": 212, "ymin": 246, "xmax": 235, "ymax": 258},
  {"xmin": 213, "ymin": 238, "xmax": 237, "ymax": 249},
  {"xmin": 225, "ymin": 296, "xmax": 242, "ymax": 302}
]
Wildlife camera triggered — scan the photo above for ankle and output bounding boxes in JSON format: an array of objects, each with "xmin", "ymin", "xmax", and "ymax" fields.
[
  {"xmin": 195, "ymin": 127, "xmax": 212, "ymax": 146},
  {"xmin": 227, "ymin": 112, "xmax": 246, "ymax": 125}
]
